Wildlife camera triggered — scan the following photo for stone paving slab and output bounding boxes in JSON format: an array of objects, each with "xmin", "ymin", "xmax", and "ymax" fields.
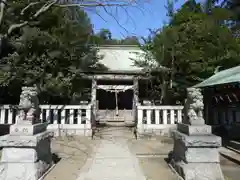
[
  {"xmin": 138, "ymin": 157, "xmax": 179, "ymax": 180},
  {"xmin": 220, "ymin": 155, "xmax": 240, "ymax": 180},
  {"xmin": 127, "ymin": 137, "xmax": 179, "ymax": 180},
  {"xmin": 76, "ymin": 138, "xmax": 146, "ymax": 180},
  {"xmin": 127, "ymin": 136, "xmax": 240, "ymax": 180},
  {"xmin": 44, "ymin": 136, "xmax": 99, "ymax": 180}
]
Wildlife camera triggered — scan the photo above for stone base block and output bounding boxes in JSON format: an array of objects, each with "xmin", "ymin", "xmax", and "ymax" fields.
[
  {"xmin": 170, "ymin": 160, "xmax": 224, "ymax": 180},
  {"xmin": 0, "ymin": 130, "xmax": 53, "ymax": 180},
  {"xmin": 10, "ymin": 123, "xmax": 48, "ymax": 136},
  {"xmin": 0, "ymin": 131, "xmax": 53, "ymax": 147},
  {"xmin": 173, "ymin": 130, "xmax": 221, "ymax": 147},
  {"xmin": 1, "ymin": 148, "xmax": 38, "ymax": 163},
  {"xmin": 172, "ymin": 130, "xmax": 222, "ymax": 163},
  {"xmin": 0, "ymin": 160, "xmax": 52, "ymax": 180},
  {"xmin": 173, "ymin": 140, "xmax": 220, "ymax": 163},
  {"xmin": 137, "ymin": 124, "xmax": 177, "ymax": 137},
  {"xmin": 177, "ymin": 124, "xmax": 212, "ymax": 135}
]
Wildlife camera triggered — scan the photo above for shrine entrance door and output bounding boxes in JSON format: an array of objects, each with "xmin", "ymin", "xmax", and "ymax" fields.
[{"xmin": 96, "ymin": 80, "xmax": 134, "ymax": 124}]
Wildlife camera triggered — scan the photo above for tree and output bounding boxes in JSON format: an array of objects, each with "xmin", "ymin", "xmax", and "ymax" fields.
[
  {"xmin": 0, "ymin": 0, "xmax": 142, "ymax": 104},
  {"xmin": 203, "ymin": 0, "xmax": 240, "ymax": 35},
  {"xmin": 98, "ymin": 28, "xmax": 112, "ymax": 40},
  {"xmin": 135, "ymin": 0, "xmax": 240, "ymax": 104},
  {"xmin": 120, "ymin": 36, "xmax": 139, "ymax": 45},
  {"xmin": 92, "ymin": 29, "xmax": 140, "ymax": 45},
  {"xmin": 0, "ymin": 6, "xmax": 97, "ymax": 103},
  {"xmin": 0, "ymin": 0, "xmax": 140, "ymax": 55}
]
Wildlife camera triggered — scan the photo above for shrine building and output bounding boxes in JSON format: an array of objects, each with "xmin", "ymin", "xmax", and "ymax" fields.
[
  {"xmin": 82, "ymin": 45, "xmax": 168, "ymax": 126},
  {"xmin": 194, "ymin": 65, "xmax": 240, "ymax": 139}
]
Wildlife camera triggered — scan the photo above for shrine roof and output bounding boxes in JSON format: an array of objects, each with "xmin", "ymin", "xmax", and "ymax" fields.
[
  {"xmin": 193, "ymin": 65, "xmax": 240, "ymax": 88},
  {"xmin": 97, "ymin": 45, "xmax": 168, "ymax": 73}
]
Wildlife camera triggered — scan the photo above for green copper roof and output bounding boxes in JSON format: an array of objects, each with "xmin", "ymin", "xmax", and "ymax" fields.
[{"xmin": 193, "ymin": 65, "xmax": 240, "ymax": 88}]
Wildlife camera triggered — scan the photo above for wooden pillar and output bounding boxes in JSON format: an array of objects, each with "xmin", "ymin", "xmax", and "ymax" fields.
[
  {"xmin": 228, "ymin": 108, "xmax": 234, "ymax": 124},
  {"xmin": 91, "ymin": 79, "xmax": 97, "ymax": 122},
  {"xmin": 204, "ymin": 88, "xmax": 211, "ymax": 125},
  {"xmin": 133, "ymin": 78, "xmax": 139, "ymax": 105},
  {"xmin": 133, "ymin": 78, "xmax": 139, "ymax": 123}
]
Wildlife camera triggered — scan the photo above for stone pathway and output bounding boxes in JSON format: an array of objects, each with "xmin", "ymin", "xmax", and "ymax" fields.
[
  {"xmin": 43, "ymin": 127, "xmax": 240, "ymax": 180},
  {"xmin": 76, "ymin": 128, "xmax": 146, "ymax": 180},
  {"xmin": 44, "ymin": 136, "xmax": 98, "ymax": 180}
]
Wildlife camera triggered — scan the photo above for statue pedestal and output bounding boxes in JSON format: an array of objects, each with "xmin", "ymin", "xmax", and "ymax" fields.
[
  {"xmin": 177, "ymin": 123, "xmax": 212, "ymax": 135},
  {"xmin": 0, "ymin": 123, "xmax": 53, "ymax": 180},
  {"xmin": 10, "ymin": 123, "xmax": 48, "ymax": 136},
  {"xmin": 170, "ymin": 124, "xmax": 224, "ymax": 180}
]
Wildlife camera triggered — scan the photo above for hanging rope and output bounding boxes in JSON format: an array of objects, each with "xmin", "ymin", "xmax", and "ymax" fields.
[
  {"xmin": 97, "ymin": 85, "xmax": 134, "ymax": 93},
  {"xmin": 96, "ymin": 85, "xmax": 134, "ymax": 116}
]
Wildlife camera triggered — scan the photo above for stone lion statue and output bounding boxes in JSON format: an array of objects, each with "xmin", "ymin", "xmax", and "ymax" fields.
[
  {"xmin": 17, "ymin": 86, "xmax": 40, "ymax": 124},
  {"xmin": 184, "ymin": 88, "xmax": 205, "ymax": 125}
]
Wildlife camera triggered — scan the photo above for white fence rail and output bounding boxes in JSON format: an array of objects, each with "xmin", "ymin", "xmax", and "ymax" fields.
[
  {"xmin": 0, "ymin": 104, "xmax": 184, "ymax": 136},
  {"xmin": 0, "ymin": 105, "xmax": 92, "ymax": 136},
  {"xmin": 137, "ymin": 105, "xmax": 184, "ymax": 135}
]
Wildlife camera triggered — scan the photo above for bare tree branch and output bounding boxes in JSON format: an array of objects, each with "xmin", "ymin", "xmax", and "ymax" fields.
[
  {"xmin": 20, "ymin": 2, "xmax": 41, "ymax": 15},
  {"xmin": 57, "ymin": 3, "xmax": 133, "ymax": 7},
  {"xmin": 0, "ymin": 0, "xmax": 7, "ymax": 27},
  {"xmin": 7, "ymin": 21, "xmax": 28, "ymax": 35},
  {"xmin": 33, "ymin": 0, "xmax": 58, "ymax": 18},
  {"xmin": 7, "ymin": 0, "xmax": 58, "ymax": 36},
  {"xmin": 5, "ymin": 0, "xmax": 139, "ymax": 37},
  {"xmin": 92, "ymin": 0, "xmax": 147, "ymax": 39}
]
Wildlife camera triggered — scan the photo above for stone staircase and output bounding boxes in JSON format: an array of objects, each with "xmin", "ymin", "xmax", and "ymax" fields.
[
  {"xmin": 93, "ymin": 126, "xmax": 135, "ymax": 139},
  {"xmin": 228, "ymin": 140, "xmax": 240, "ymax": 151},
  {"xmin": 220, "ymin": 140, "xmax": 240, "ymax": 164},
  {"xmin": 96, "ymin": 109, "xmax": 135, "ymax": 127}
]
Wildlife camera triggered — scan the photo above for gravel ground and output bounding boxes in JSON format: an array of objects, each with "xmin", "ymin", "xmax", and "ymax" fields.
[
  {"xmin": 0, "ymin": 128, "xmax": 236, "ymax": 180},
  {"xmin": 128, "ymin": 136, "xmax": 240, "ymax": 180},
  {"xmin": 128, "ymin": 137, "xmax": 179, "ymax": 180},
  {"xmin": 44, "ymin": 136, "xmax": 100, "ymax": 180}
]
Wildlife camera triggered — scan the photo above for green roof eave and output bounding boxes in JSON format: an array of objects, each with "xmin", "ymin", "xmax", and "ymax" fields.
[{"xmin": 193, "ymin": 65, "xmax": 240, "ymax": 88}]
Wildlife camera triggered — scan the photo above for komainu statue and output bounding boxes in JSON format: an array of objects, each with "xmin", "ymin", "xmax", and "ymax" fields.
[
  {"xmin": 184, "ymin": 87, "xmax": 205, "ymax": 125},
  {"xmin": 17, "ymin": 86, "xmax": 40, "ymax": 124}
]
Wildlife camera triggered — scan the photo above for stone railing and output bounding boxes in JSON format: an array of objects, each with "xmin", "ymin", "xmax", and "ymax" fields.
[
  {"xmin": 137, "ymin": 105, "xmax": 184, "ymax": 136},
  {"xmin": 0, "ymin": 104, "xmax": 92, "ymax": 136}
]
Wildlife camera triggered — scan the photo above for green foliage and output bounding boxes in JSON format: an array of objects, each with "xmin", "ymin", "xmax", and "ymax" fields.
[
  {"xmin": 91, "ymin": 28, "xmax": 140, "ymax": 45},
  {"xmin": 0, "ymin": 1, "xmax": 141, "ymax": 104},
  {"xmin": 0, "ymin": 2, "xmax": 107, "ymax": 104},
  {"xmin": 136, "ymin": 0, "xmax": 240, "ymax": 104},
  {"xmin": 204, "ymin": 0, "xmax": 240, "ymax": 34}
]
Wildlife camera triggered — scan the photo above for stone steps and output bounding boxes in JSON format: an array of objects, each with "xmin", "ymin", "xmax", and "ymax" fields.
[
  {"xmin": 219, "ymin": 147, "xmax": 240, "ymax": 165},
  {"xmin": 97, "ymin": 116, "xmax": 125, "ymax": 122},
  {"xmin": 229, "ymin": 140, "xmax": 240, "ymax": 150},
  {"xmin": 97, "ymin": 120, "xmax": 135, "ymax": 127},
  {"xmin": 94, "ymin": 127, "xmax": 133, "ymax": 136},
  {"xmin": 103, "ymin": 122, "xmax": 127, "ymax": 127},
  {"xmin": 219, "ymin": 140, "xmax": 240, "ymax": 165}
]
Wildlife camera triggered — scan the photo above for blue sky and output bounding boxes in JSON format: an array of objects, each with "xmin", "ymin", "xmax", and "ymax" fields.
[{"xmin": 88, "ymin": 0, "xmax": 203, "ymax": 39}]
